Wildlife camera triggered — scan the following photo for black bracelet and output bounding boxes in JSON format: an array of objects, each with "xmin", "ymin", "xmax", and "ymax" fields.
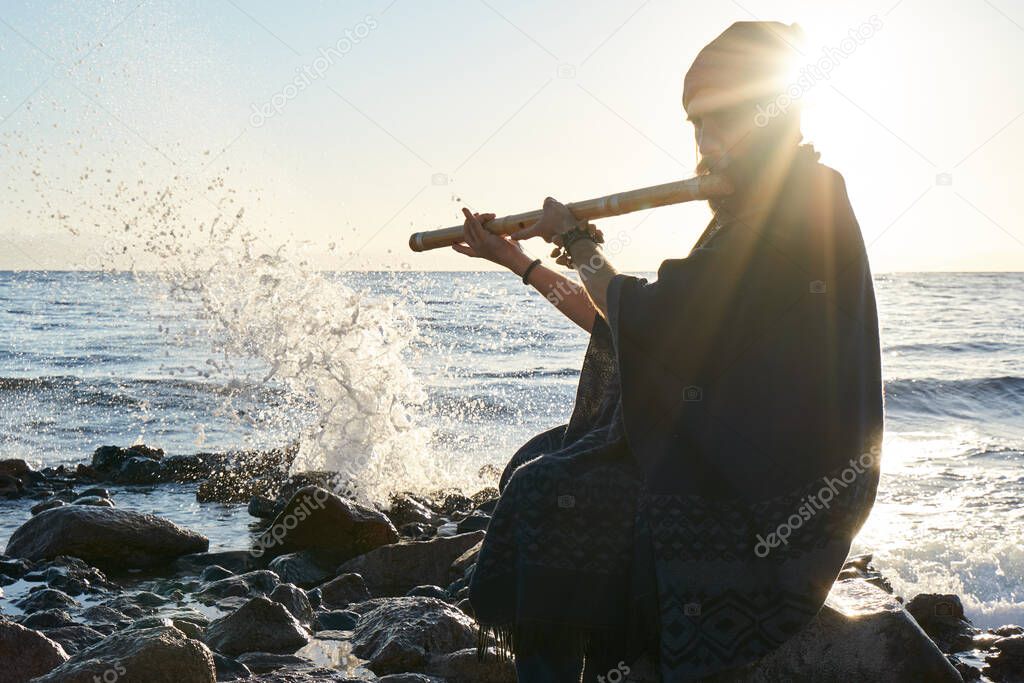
[{"xmin": 521, "ymin": 258, "xmax": 542, "ymax": 284}]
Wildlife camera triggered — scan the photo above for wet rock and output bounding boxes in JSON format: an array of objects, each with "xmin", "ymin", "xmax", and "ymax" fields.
[
  {"xmin": 448, "ymin": 541, "xmax": 482, "ymax": 584},
  {"xmin": 398, "ymin": 523, "xmax": 434, "ymax": 540},
  {"xmin": 727, "ymin": 579, "xmax": 962, "ymax": 682},
  {"xmin": 78, "ymin": 487, "xmax": 110, "ymax": 498},
  {"xmin": 196, "ymin": 447, "xmax": 298, "ymax": 504},
  {"xmin": 387, "ymin": 493, "xmax": 435, "ymax": 527},
  {"xmin": 337, "ymin": 532, "xmax": 485, "ymax": 597},
  {"xmin": 32, "ymin": 624, "xmax": 216, "ymax": 683},
  {"xmin": 114, "ymin": 456, "xmax": 165, "ymax": 484},
  {"xmin": 0, "ymin": 473, "xmax": 24, "ymax": 497},
  {"xmin": 268, "ymin": 552, "xmax": 333, "ymax": 588},
  {"xmin": 175, "ymin": 550, "xmax": 261, "ymax": 576},
  {"xmin": 31, "ymin": 498, "xmax": 66, "ymax": 515},
  {"xmin": 79, "ymin": 604, "xmax": 131, "ymax": 629},
  {"xmin": 249, "ymin": 495, "xmax": 283, "ymax": 519},
  {"xmin": 379, "ymin": 675, "xmax": 444, "ymax": 683},
  {"xmin": 319, "ymin": 573, "xmax": 371, "ymax": 609},
  {"xmin": 0, "ymin": 619, "xmax": 69, "ymax": 683},
  {"xmin": 315, "ymin": 609, "xmax": 359, "ymax": 632},
  {"xmin": 349, "ymin": 597, "xmax": 477, "ymax": 675},
  {"xmin": 197, "ymin": 570, "xmax": 281, "ymax": 603},
  {"xmin": 406, "ymin": 585, "xmax": 448, "ymax": 601},
  {"xmin": 205, "ymin": 597, "xmax": 310, "ymax": 657},
  {"xmin": 99, "ymin": 594, "xmax": 152, "ymax": 620},
  {"xmin": 214, "ymin": 652, "xmax": 253, "ymax": 680},
  {"xmin": 253, "ymin": 486, "xmax": 398, "ymax": 564},
  {"xmin": 270, "ymin": 583, "xmax": 316, "ymax": 628},
  {"xmin": 162, "ymin": 453, "xmax": 219, "ymax": 482},
  {"xmin": 40, "ymin": 623, "xmax": 106, "ymax": 654},
  {"xmin": 16, "ymin": 588, "xmax": 79, "ymax": 612},
  {"xmin": 19, "ymin": 608, "xmax": 76, "ymax": 629},
  {"xmin": 906, "ymin": 593, "xmax": 978, "ymax": 652},
  {"xmin": 5, "ymin": 505, "xmax": 208, "ymax": 569},
  {"xmin": 0, "ymin": 556, "xmax": 32, "ymax": 579},
  {"xmin": 985, "ymin": 634, "xmax": 1024, "ymax": 682},
  {"xmin": 90, "ymin": 444, "xmax": 163, "ymax": 478},
  {"xmin": 202, "ymin": 564, "xmax": 235, "ymax": 582},
  {"xmin": 455, "ymin": 510, "xmax": 490, "ymax": 533},
  {"xmin": 994, "ymin": 625, "xmax": 1024, "ymax": 637},
  {"xmin": 234, "ymin": 652, "xmax": 313, "ymax": 674},
  {"xmin": 424, "ymin": 647, "xmax": 516, "ymax": 682},
  {"xmin": 0, "ymin": 458, "xmax": 32, "ymax": 481}
]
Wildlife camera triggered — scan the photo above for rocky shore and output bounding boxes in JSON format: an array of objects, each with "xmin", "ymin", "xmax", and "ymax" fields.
[{"xmin": 0, "ymin": 446, "xmax": 1021, "ymax": 682}]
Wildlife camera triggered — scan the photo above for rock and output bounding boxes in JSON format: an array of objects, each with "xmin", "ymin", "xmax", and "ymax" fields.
[
  {"xmin": 0, "ymin": 458, "xmax": 32, "ymax": 481},
  {"xmin": 78, "ymin": 487, "xmax": 111, "ymax": 498},
  {"xmin": 0, "ymin": 619, "xmax": 69, "ymax": 682},
  {"xmin": 234, "ymin": 652, "xmax": 313, "ymax": 674},
  {"xmin": 5, "ymin": 505, "xmax": 208, "ymax": 569},
  {"xmin": 406, "ymin": 585, "xmax": 449, "ymax": 601},
  {"xmin": 387, "ymin": 494, "xmax": 435, "ymax": 527},
  {"xmin": 16, "ymin": 588, "xmax": 79, "ymax": 612},
  {"xmin": 398, "ymin": 523, "xmax": 434, "ymax": 540},
  {"xmin": 349, "ymin": 597, "xmax": 477, "ymax": 675},
  {"xmin": 253, "ymin": 486, "xmax": 398, "ymax": 564},
  {"xmin": 174, "ymin": 550, "xmax": 260, "ymax": 576},
  {"xmin": 448, "ymin": 541, "xmax": 482, "ymax": 584},
  {"xmin": 994, "ymin": 625, "xmax": 1024, "ymax": 637},
  {"xmin": 319, "ymin": 573, "xmax": 371, "ymax": 609},
  {"xmin": 90, "ymin": 444, "xmax": 163, "ymax": 477},
  {"xmin": 205, "ymin": 597, "xmax": 310, "ymax": 657},
  {"xmin": 79, "ymin": 604, "xmax": 131, "ymax": 629},
  {"xmin": 0, "ymin": 473, "xmax": 24, "ymax": 497},
  {"xmin": 32, "ymin": 625, "xmax": 216, "ymax": 683},
  {"xmin": 19, "ymin": 609, "xmax": 76, "ymax": 629},
  {"xmin": 985, "ymin": 634, "xmax": 1024, "ymax": 682},
  {"xmin": 197, "ymin": 570, "xmax": 281, "ymax": 603},
  {"xmin": 40, "ymin": 623, "xmax": 106, "ymax": 653},
  {"xmin": 195, "ymin": 447, "xmax": 298, "ymax": 503},
  {"xmin": 249, "ymin": 495, "xmax": 283, "ymax": 519},
  {"xmin": 379, "ymin": 675, "xmax": 445, "ymax": 683},
  {"xmin": 114, "ymin": 456, "xmax": 164, "ymax": 484},
  {"xmin": 201, "ymin": 564, "xmax": 235, "ymax": 582},
  {"xmin": 270, "ymin": 583, "xmax": 316, "ymax": 628},
  {"xmin": 315, "ymin": 610, "xmax": 359, "ymax": 631},
  {"xmin": 337, "ymin": 532, "xmax": 485, "ymax": 597},
  {"xmin": 31, "ymin": 498, "xmax": 66, "ymax": 515},
  {"xmin": 906, "ymin": 593, "xmax": 978, "ymax": 652},
  {"xmin": 268, "ymin": 552, "xmax": 333, "ymax": 588},
  {"xmin": 214, "ymin": 652, "xmax": 253, "ymax": 680},
  {"xmin": 726, "ymin": 579, "xmax": 963, "ymax": 682},
  {"xmin": 455, "ymin": 510, "xmax": 490, "ymax": 534},
  {"xmin": 424, "ymin": 647, "xmax": 516, "ymax": 682},
  {"xmin": 161, "ymin": 453, "xmax": 218, "ymax": 482},
  {"xmin": 0, "ymin": 556, "xmax": 32, "ymax": 579}
]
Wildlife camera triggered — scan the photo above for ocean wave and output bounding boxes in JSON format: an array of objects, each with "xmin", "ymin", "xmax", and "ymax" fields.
[
  {"xmin": 886, "ymin": 340, "xmax": 1014, "ymax": 354},
  {"xmin": 884, "ymin": 376, "xmax": 1024, "ymax": 419}
]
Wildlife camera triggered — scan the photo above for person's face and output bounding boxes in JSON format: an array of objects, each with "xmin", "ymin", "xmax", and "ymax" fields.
[{"xmin": 687, "ymin": 99, "xmax": 757, "ymax": 175}]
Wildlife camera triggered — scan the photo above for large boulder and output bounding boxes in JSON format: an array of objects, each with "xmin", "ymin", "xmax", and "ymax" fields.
[
  {"xmin": 204, "ymin": 596, "xmax": 310, "ymax": 657},
  {"xmin": 32, "ymin": 625, "xmax": 216, "ymax": 683},
  {"xmin": 252, "ymin": 486, "xmax": 398, "ymax": 564},
  {"xmin": 349, "ymin": 597, "xmax": 477, "ymax": 675},
  {"xmin": 5, "ymin": 506, "xmax": 208, "ymax": 569},
  {"xmin": 724, "ymin": 579, "xmax": 963, "ymax": 682},
  {"xmin": 336, "ymin": 532, "xmax": 484, "ymax": 597},
  {"xmin": 0, "ymin": 619, "xmax": 69, "ymax": 682}
]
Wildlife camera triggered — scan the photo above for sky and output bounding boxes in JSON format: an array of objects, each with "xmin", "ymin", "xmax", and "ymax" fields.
[{"xmin": 1, "ymin": 0, "xmax": 1023, "ymax": 272}]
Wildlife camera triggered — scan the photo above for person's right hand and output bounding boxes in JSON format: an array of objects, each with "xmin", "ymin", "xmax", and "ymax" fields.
[{"xmin": 452, "ymin": 208, "xmax": 525, "ymax": 269}]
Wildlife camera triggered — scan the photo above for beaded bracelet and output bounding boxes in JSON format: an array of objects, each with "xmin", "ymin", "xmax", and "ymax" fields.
[{"xmin": 551, "ymin": 222, "xmax": 604, "ymax": 268}]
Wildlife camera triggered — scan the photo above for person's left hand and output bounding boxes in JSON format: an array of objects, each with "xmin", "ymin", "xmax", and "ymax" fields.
[{"xmin": 511, "ymin": 197, "xmax": 582, "ymax": 243}]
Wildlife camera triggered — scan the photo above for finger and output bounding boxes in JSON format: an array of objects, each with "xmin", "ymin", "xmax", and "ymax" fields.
[
  {"xmin": 462, "ymin": 207, "xmax": 485, "ymax": 244},
  {"xmin": 451, "ymin": 243, "xmax": 477, "ymax": 257},
  {"xmin": 510, "ymin": 224, "xmax": 542, "ymax": 241}
]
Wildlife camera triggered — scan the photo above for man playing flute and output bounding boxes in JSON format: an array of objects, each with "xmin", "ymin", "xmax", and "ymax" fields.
[{"xmin": 453, "ymin": 22, "xmax": 883, "ymax": 682}]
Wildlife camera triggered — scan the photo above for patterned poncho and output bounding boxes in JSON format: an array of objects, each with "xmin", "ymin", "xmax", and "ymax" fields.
[{"xmin": 470, "ymin": 151, "xmax": 884, "ymax": 681}]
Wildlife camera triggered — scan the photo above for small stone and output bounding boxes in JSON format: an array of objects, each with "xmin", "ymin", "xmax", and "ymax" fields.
[
  {"xmin": 270, "ymin": 583, "xmax": 316, "ymax": 628},
  {"xmin": 204, "ymin": 596, "xmax": 310, "ymax": 657},
  {"xmin": 315, "ymin": 610, "xmax": 359, "ymax": 632},
  {"xmin": 319, "ymin": 573, "xmax": 371, "ymax": 609}
]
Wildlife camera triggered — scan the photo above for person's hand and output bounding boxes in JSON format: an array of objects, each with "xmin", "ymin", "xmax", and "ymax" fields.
[
  {"xmin": 452, "ymin": 208, "xmax": 524, "ymax": 269},
  {"xmin": 510, "ymin": 197, "xmax": 581, "ymax": 243}
]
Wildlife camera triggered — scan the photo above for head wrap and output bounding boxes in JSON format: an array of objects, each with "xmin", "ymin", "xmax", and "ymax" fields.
[{"xmin": 683, "ymin": 21, "xmax": 803, "ymax": 114}]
